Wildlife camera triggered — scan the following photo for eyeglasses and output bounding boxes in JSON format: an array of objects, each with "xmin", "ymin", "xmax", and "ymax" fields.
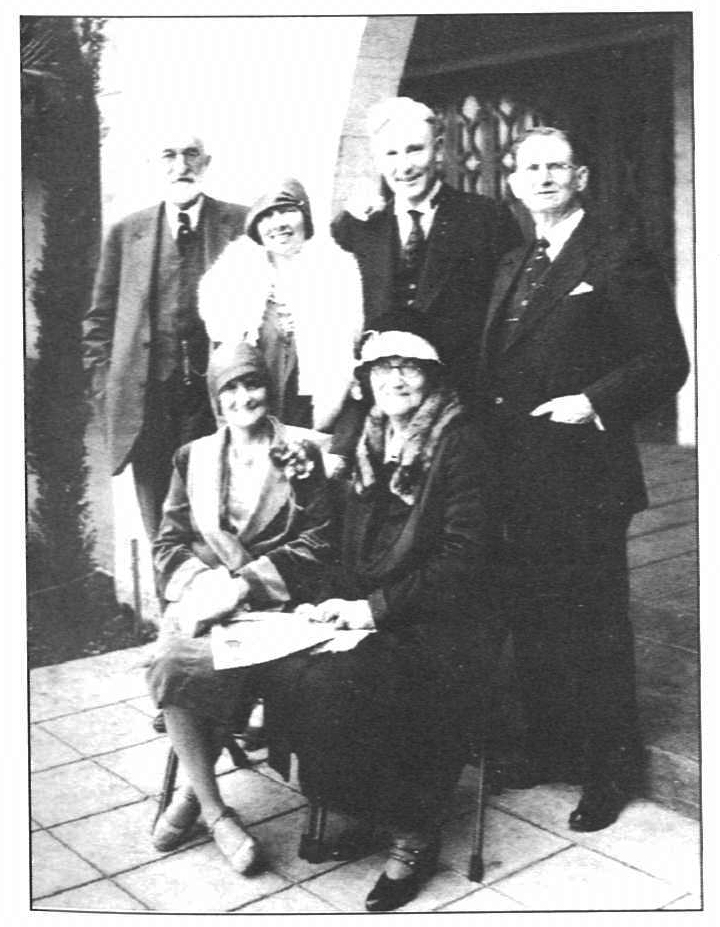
[
  {"xmin": 518, "ymin": 162, "xmax": 576, "ymax": 177},
  {"xmin": 369, "ymin": 359, "xmax": 425, "ymax": 380}
]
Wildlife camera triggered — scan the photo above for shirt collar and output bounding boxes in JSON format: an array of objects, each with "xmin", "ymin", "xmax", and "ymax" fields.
[
  {"xmin": 165, "ymin": 193, "xmax": 205, "ymax": 231},
  {"xmin": 393, "ymin": 179, "xmax": 443, "ymax": 217},
  {"xmin": 535, "ymin": 207, "xmax": 584, "ymax": 259}
]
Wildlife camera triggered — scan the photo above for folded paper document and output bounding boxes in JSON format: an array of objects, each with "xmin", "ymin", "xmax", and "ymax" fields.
[{"xmin": 211, "ymin": 612, "xmax": 338, "ymax": 670}]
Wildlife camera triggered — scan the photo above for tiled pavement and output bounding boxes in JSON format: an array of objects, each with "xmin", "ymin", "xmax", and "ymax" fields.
[{"xmin": 28, "ymin": 444, "xmax": 702, "ymax": 913}]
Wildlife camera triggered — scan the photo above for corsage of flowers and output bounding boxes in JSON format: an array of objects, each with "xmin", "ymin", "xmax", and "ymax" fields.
[{"xmin": 269, "ymin": 439, "xmax": 317, "ymax": 481}]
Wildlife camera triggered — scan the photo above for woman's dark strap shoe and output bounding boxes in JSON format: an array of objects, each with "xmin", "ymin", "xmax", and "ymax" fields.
[{"xmin": 365, "ymin": 837, "xmax": 439, "ymax": 912}]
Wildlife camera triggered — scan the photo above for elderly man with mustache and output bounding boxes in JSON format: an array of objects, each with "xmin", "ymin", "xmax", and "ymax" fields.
[{"xmin": 83, "ymin": 128, "xmax": 247, "ymax": 540}]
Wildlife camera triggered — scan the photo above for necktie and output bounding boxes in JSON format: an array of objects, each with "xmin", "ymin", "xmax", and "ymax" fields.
[
  {"xmin": 513, "ymin": 237, "xmax": 550, "ymax": 315},
  {"xmin": 531, "ymin": 237, "xmax": 550, "ymax": 277},
  {"xmin": 402, "ymin": 209, "xmax": 425, "ymax": 272},
  {"xmin": 496, "ymin": 238, "xmax": 551, "ymax": 352},
  {"xmin": 177, "ymin": 211, "xmax": 192, "ymax": 252}
]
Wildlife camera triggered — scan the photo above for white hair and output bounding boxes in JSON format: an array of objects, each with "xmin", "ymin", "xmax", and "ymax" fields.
[{"xmin": 366, "ymin": 97, "xmax": 437, "ymax": 138}]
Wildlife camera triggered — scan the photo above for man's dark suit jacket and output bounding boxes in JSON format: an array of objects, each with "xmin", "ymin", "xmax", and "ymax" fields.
[
  {"xmin": 477, "ymin": 214, "xmax": 690, "ymax": 519},
  {"xmin": 83, "ymin": 196, "xmax": 247, "ymax": 474},
  {"xmin": 331, "ymin": 182, "xmax": 521, "ymax": 398}
]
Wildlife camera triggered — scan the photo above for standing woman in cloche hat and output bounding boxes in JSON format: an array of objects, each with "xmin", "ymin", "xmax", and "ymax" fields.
[{"xmin": 199, "ymin": 177, "xmax": 363, "ymax": 437}]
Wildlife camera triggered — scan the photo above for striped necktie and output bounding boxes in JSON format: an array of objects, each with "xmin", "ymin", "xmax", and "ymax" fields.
[{"xmin": 402, "ymin": 209, "xmax": 425, "ymax": 272}]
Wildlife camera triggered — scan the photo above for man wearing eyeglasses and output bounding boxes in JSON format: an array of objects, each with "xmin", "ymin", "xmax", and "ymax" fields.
[
  {"xmin": 478, "ymin": 127, "xmax": 689, "ymax": 831},
  {"xmin": 83, "ymin": 129, "xmax": 247, "ymax": 541}
]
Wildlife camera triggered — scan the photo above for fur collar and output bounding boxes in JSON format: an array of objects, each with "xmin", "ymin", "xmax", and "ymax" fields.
[{"xmin": 354, "ymin": 389, "xmax": 464, "ymax": 505}]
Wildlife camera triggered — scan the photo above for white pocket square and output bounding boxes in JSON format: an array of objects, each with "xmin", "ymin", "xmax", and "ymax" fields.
[{"xmin": 568, "ymin": 281, "xmax": 594, "ymax": 296}]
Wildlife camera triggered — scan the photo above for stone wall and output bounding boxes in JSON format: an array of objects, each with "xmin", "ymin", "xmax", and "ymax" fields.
[{"xmin": 332, "ymin": 16, "xmax": 417, "ymax": 214}]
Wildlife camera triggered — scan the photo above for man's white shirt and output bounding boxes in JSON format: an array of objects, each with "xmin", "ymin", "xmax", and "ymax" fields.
[
  {"xmin": 165, "ymin": 194, "xmax": 204, "ymax": 239},
  {"xmin": 394, "ymin": 180, "xmax": 442, "ymax": 245}
]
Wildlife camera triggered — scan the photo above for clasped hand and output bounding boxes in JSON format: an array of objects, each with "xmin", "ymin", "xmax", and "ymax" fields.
[
  {"xmin": 174, "ymin": 569, "xmax": 250, "ymax": 638},
  {"xmin": 296, "ymin": 598, "xmax": 375, "ymax": 631}
]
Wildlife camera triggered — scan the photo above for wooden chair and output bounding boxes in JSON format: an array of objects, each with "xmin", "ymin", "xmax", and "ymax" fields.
[
  {"xmin": 152, "ymin": 723, "xmax": 490, "ymax": 882},
  {"xmin": 150, "ymin": 712, "xmax": 252, "ymax": 830},
  {"xmin": 297, "ymin": 738, "xmax": 489, "ymax": 882}
]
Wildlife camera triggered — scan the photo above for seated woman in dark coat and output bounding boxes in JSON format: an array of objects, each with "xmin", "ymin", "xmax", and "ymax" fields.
[
  {"xmin": 277, "ymin": 326, "xmax": 502, "ymax": 911},
  {"xmin": 148, "ymin": 327, "xmax": 502, "ymax": 912}
]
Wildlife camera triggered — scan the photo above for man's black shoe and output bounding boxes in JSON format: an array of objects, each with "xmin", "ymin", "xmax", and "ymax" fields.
[{"xmin": 568, "ymin": 781, "xmax": 627, "ymax": 832}]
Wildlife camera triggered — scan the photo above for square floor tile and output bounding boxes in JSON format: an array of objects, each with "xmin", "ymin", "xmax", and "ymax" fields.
[
  {"xmin": 630, "ymin": 500, "xmax": 695, "ymax": 536},
  {"xmin": 643, "ymin": 479, "xmax": 695, "ymax": 508},
  {"xmin": 115, "ymin": 842, "xmax": 289, "ymax": 912},
  {"xmin": 645, "ymin": 747, "xmax": 699, "ymax": 819},
  {"xmin": 94, "ymin": 737, "xmax": 174, "ymax": 796},
  {"xmin": 440, "ymin": 806, "xmax": 570, "ymax": 885},
  {"xmin": 495, "ymin": 845, "xmax": 679, "ymax": 910},
  {"xmin": 124, "ymin": 694, "xmax": 158, "ymax": 718},
  {"xmin": 630, "ymin": 552, "xmax": 697, "ymax": 600},
  {"xmin": 218, "ymin": 768, "xmax": 306, "ymax": 825},
  {"xmin": 628, "ymin": 524, "xmax": 696, "ymax": 569},
  {"xmin": 31, "ymin": 760, "xmax": 144, "ymax": 827},
  {"xmin": 639, "ymin": 690, "xmax": 699, "ymax": 760},
  {"xmin": 439, "ymin": 886, "xmax": 527, "ymax": 911},
  {"xmin": 50, "ymin": 798, "xmax": 199, "ymax": 875},
  {"xmin": 34, "ymin": 879, "xmax": 146, "ymax": 911},
  {"xmin": 30, "ymin": 645, "xmax": 155, "ymax": 721},
  {"xmin": 31, "ymin": 725, "xmax": 82, "ymax": 772},
  {"xmin": 238, "ymin": 884, "xmax": 340, "ymax": 913},
  {"xmin": 40, "ymin": 702, "xmax": 161, "ymax": 757},
  {"xmin": 248, "ymin": 807, "xmax": 344, "ymax": 882},
  {"xmin": 631, "ymin": 598, "xmax": 699, "ymax": 651},
  {"xmin": 32, "ymin": 830, "xmax": 102, "ymax": 899},
  {"xmin": 636, "ymin": 638, "xmax": 699, "ymax": 699},
  {"xmin": 299, "ymin": 850, "xmax": 387, "ymax": 913},
  {"xmin": 570, "ymin": 799, "xmax": 701, "ymax": 896},
  {"xmin": 490, "ymin": 782, "xmax": 583, "ymax": 836},
  {"xmin": 304, "ymin": 852, "xmax": 479, "ymax": 914}
]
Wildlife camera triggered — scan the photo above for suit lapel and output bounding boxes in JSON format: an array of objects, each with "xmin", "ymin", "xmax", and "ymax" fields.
[
  {"xmin": 240, "ymin": 462, "xmax": 292, "ymax": 544},
  {"xmin": 479, "ymin": 245, "xmax": 528, "ymax": 367},
  {"xmin": 127, "ymin": 205, "xmax": 162, "ymax": 303},
  {"xmin": 200, "ymin": 196, "xmax": 228, "ymax": 267},
  {"xmin": 416, "ymin": 186, "xmax": 465, "ymax": 311},
  {"xmin": 368, "ymin": 207, "xmax": 398, "ymax": 319},
  {"xmin": 503, "ymin": 217, "xmax": 591, "ymax": 353}
]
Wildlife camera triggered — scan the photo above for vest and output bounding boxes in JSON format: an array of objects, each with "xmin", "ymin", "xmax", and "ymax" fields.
[
  {"xmin": 151, "ymin": 209, "xmax": 209, "ymax": 383},
  {"xmin": 392, "ymin": 219, "xmax": 427, "ymax": 313}
]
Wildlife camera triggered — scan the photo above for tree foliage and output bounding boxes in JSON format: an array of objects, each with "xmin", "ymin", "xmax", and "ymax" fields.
[{"xmin": 24, "ymin": 16, "xmax": 104, "ymax": 592}]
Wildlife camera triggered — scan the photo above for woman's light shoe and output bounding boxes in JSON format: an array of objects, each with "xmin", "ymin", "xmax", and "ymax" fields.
[
  {"xmin": 152, "ymin": 789, "xmax": 201, "ymax": 852},
  {"xmin": 210, "ymin": 807, "xmax": 262, "ymax": 875}
]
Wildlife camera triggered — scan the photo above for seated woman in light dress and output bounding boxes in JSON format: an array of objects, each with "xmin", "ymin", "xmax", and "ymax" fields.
[{"xmin": 147, "ymin": 341, "xmax": 334, "ymax": 875}]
